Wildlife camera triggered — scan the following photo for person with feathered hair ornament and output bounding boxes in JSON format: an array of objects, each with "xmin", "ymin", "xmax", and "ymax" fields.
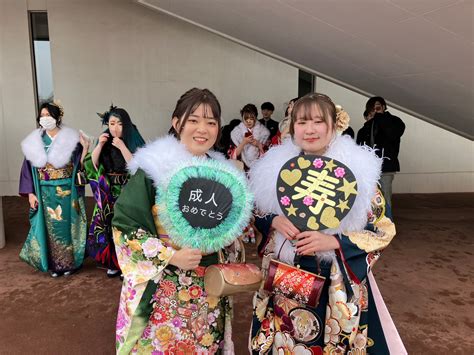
[{"xmin": 81, "ymin": 105, "xmax": 145, "ymax": 278}]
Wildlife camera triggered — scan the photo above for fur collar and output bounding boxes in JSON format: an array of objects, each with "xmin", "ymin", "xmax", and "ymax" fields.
[
  {"xmin": 249, "ymin": 135, "xmax": 382, "ymax": 234},
  {"xmin": 249, "ymin": 135, "xmax": 382, "ymax": 263},
  {"xmin": 128, "ymin": 135, "xmax": 238, "ymax": 188},
  {"xmin": 230, "ymin": 121, "xmax": 270, "ymax": 167},
  {"xmin": 21, "ymin": 126, "xmax": 79, "ymax": 168}
]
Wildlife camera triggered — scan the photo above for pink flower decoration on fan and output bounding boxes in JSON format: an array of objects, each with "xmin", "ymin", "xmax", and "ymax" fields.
[
  {"xmin": 303, "ymin": 196, "xmax": 314, "ymax": 206},
  {"xmin": 334, "ymin": 167, "xmax": 346, "ymax": 178},
  {"xmin": 313, "ymin": 158, "xmax": 324, "ymax": 169},
  {"xmin": 280, "ymin": 196, "xmax": 291, "ymax": 206}
]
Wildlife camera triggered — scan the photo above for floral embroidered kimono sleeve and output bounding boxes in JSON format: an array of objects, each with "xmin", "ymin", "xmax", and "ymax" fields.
[
  {"xmin": 112, "ymin": 169, "xmax": 175, "ymax": 354},
  {"xmin": 336, "ymin": 190, "xmax": 396, "ymax": 283}
]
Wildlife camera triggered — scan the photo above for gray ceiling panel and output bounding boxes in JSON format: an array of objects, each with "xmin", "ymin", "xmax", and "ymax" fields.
[{"xmin": 137, "ymin": 0, "xmax": 474, "ymax": 139}]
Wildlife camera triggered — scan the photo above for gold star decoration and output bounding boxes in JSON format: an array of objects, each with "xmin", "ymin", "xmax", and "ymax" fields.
[
  {"xmin": 324, "ymin": 159, "xmax": 337, "ymax": 172},
  {"xmin": 336, "ymin": 199, "xmax": 350, "ymax": 212},
  {"xmin": 337, "ymin": 178, "xmax": 357, "ymax": 199},
  {"xmin": 286, "ymin": 204, "xmax": 298, "ymax": 216}
]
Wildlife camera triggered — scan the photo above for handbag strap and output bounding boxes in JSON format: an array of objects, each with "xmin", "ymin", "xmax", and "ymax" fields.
[
  {"xmin": 276, "ymin": 238, "xmax": 288, "ymax": 259},
  {"xmin": 218, "ymin": 237, "xmax": 246, "ymax": 264},
  {"xmin": 293, "ymin": 254, "xmax": 322, "ymax": 275},
  {"xmin": 335, "ymin": 255, "xmax": 354, "ymax": 300},
  {"xmin": 277, "ymin": 236, "xmax": 322, "ymax": 275}
]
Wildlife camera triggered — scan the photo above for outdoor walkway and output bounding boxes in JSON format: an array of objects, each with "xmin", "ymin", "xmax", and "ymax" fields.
[{"xmin": 0, "ymin": 194, "xmax": 472, "ymax": 354}]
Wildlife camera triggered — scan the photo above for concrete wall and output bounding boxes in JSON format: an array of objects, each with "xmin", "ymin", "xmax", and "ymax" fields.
[
  {"xmin": 0, "ymin": 0, "xmax": 38, "ymax": 196},
  {"xmin": 0, "ymin": 0, "xmax": 298, "ymax": 196},
  {"xmin": 47, "ymin": 0, "xmax": 297, "ymax": 141},
  {"xmin": 0, "ymin": 0, "xmax": 472, "ymax": 196},
  {"xmin": 316, "ymin": 77, "xmax": 474, "ymax": 193}
]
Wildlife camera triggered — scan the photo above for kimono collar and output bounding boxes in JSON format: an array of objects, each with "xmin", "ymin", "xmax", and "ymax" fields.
[
  {"xmin": 128, "ymin": 135, "xmax": 237, "ymax": 189},
  {"xmin": 248, "ymin": 135, "xmax": 383, "ymax": 234},
  {"xmin": 21, "ymin": 126, "xmax": 79, "ymax": 168}
]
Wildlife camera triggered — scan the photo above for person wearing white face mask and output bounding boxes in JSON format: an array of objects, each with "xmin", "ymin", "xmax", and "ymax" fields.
[{"xmin": 19, "ymin": 101, "xmax": 87, "ymax": 277}]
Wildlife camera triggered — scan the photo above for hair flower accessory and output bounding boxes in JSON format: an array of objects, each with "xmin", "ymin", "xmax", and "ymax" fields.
[{"xmin": 335, "ymin": 104, "xmax": 350, "ymax": 133}]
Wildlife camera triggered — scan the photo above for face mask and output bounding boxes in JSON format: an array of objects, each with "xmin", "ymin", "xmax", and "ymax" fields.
[{"xmin": 39, "ymin": 116, "xmax": 57, "ymax": 130}]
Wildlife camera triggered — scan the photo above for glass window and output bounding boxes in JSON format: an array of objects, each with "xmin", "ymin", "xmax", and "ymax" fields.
[
  {"xmin": 30, "ymin": 12, "xmax": 54, "ymax": 107},
  {"xmin": 298, "ymin": 69, "xmax": 314, "ymax": 97}
]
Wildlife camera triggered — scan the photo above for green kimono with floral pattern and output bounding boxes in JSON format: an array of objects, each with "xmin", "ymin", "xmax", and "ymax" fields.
[{"xmin": 112, "ymin": 169, "xmax": 242, "ymax": 354}]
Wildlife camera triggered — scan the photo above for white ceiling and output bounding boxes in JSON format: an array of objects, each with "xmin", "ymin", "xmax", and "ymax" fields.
[{"xmin": 136, "ymin": 0, "xmax": 474, "ymax": 139}]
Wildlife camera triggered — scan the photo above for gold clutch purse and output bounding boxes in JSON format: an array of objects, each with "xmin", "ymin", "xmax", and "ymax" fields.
[
  {"xmin": 204, "ymin": 263, "xmax": 262, "ymax": 296},
  {"xmin": 204, "ymin": 238, "xmax": 262, "ymax": 297}
]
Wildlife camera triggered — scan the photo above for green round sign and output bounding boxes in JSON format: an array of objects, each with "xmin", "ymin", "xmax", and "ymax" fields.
[{"xmin": 155, "ymin": 159, "xmax": 253, "ymax": 253}]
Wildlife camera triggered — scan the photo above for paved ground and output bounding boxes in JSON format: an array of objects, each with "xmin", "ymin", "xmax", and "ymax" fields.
[{"xmin": 0, "ymin": 193, "xmax": 473, "ymax": 354}]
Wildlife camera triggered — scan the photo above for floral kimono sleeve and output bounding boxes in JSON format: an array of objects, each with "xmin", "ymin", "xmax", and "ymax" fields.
[
  {"xmin": 337, "ymin": 189, "xmax": 396, "ymax": 283},
  {"xmin": 112, "ymin": 169, "xmax": 175, "ymax": 287},
  {"xmin": 113, "ymin": 169, "xmax": 177, "ymax": 353}
]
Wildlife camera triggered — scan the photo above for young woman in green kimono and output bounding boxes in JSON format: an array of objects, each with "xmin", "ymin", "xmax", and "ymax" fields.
[
  {"xmin": 19, "ymin": 101, "xmax": 87, "ymax": 277},
  {"xmin": 248, "ymin": 93, "xmax": 402, "ymax": 354},
  {"xmin": 82, "ymin": 106, "xmax": 145, "ymax": 278},
  {"xmin": 112, "ymin": 88, "xmax": 245, "ymax": 354}
]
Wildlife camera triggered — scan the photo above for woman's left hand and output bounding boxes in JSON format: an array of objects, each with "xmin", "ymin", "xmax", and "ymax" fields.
[
  {"xmin": 112, "ymin": 137, "xmax": 133, "ymax": 162},
  {"xmin": 294, "ymin": 231, "xmax": 340, "ymax": 255},
  {"xmin": 112, "ymin": 137, "xmax": 126, "ymax": 150}
]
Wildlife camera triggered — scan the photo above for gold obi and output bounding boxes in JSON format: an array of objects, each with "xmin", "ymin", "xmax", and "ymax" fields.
[
  {"xmin": 38, "ymin": 162, "xmax": 73, "ymax": 180},
  {"xmin": 106, "ymin": 172, "xmax": 128, "ymax": 185},
  {"xmin": 151, "ymin": 204, "xmax": 216, "ymax": 256}
]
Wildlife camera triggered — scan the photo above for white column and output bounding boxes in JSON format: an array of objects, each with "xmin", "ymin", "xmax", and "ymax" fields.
[{"xmin": 0, "ymin": 197, "xmax": 5, "ymax": 248}]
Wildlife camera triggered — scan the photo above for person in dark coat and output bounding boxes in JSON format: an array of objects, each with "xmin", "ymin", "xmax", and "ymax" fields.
[
  {"xmin": 357, "ymin": 96, "xmax": 405, "ymax": 207},
  {"xmin": 342, "ymin": 126, "xmax": 355, "ymax": 138},
  {"xmin": 258, "ymin": 101, "xmax": 279, "ymax": 140},
  {"xmin": 356, "ymin": 109, "xmax": 374, "ymax": 145}
]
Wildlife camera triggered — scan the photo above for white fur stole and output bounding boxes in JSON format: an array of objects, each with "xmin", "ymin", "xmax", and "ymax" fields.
[
  {"xmin": 230, "ymin": 121, "xmax": 270, "ymax": 167},
  {"xmin": 128, "ymin": 135, "xmax": 241, "ymax": 189},
  {"xmin": 249, "ymin": 135, "xmax": 382, "ymax": 263},
  {"xmin": 21, "ymin": 126, "xmax": 79, "ymax": 168}
]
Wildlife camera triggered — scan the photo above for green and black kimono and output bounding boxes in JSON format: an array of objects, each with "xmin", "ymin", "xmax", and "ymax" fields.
[
  {"xmin": 112, "ymin": 136, "xmax": 245, "ymax": 354},
  {"xmin": 19, "ymin": 126, "xmax": 87, "ymax": 273},
  {"xmin": 83, "ymin": 148, "xmax": 129, "ymax": 270}
]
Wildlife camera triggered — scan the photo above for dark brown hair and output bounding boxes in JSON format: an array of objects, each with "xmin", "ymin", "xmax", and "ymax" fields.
[
  {"xmin": 289, "ymin": 93, "xmax": 336, "ymax": 136},
  {"xmin": 240, "ymin": 103, "xmax": 258, "ymax": 119},
  {"xmin": 170, "ymin": 88, "xmax": 222, "ymax": 143},
  {"xmin": 366, "ymin": 96, "xmax": 387, "ymax": 112},
  {"xmin": 36, "ymin": 102, "xmax": 63, "ymax": 127}
]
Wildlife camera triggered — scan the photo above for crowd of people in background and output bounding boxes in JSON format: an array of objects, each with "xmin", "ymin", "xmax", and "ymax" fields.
[
  {"xmin": 217, "ymin": 96, "xmax": 405, "ymax": 207},
  {"xmin": 18, "ymin": 91, "xmax": 404, "ymax": 353}
]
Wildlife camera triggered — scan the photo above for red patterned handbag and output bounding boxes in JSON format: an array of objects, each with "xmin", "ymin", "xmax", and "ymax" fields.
[{"xmin": 263, "ymin": 247, "xmax": 326, "ymax": 308}]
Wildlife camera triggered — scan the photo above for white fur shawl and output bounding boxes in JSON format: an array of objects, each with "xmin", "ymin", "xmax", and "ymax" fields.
[
  {"xmin": 248, "ymin": 135, "xmax": 382, "ymax": 263},
  {"xmin": 128, "ymin": 135, "xmax": 241, "ymax": 188},
  {"xmin": 230, "ymin": 121, "xmax": 270, "ymax": 167},
  {"xmin": 21, "ymin": 126, "xmax": 79, "ymax": 168}
]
